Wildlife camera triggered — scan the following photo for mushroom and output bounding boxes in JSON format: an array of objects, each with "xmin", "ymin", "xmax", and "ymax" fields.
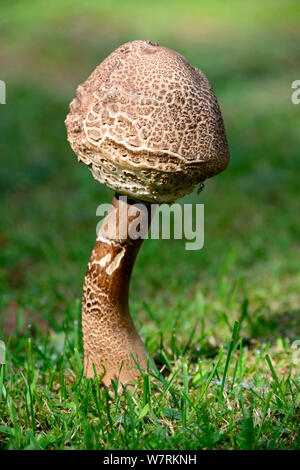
[{"xmin": 65, "ymin": 40, "xmax": 229, "ymax": 388}]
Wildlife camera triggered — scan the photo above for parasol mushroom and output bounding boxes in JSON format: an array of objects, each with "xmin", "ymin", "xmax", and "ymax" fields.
[{"xmin": 65, "ymin": 40, "xmax": 229, "ymax": 387}]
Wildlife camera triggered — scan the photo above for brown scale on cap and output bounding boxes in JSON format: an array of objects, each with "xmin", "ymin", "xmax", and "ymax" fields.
[
  {"xmin": 65, "ymin": 40, "xmax": 229, "ymax": 389},
  {"xmin": 66, "ymin": 40, "xmax": 229, "ymax": 203}
]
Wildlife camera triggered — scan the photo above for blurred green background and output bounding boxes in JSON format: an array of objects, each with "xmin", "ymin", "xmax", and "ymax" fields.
[{"xmin": 0, "ymin": 0, "xmax": 300, "ymax": 377}]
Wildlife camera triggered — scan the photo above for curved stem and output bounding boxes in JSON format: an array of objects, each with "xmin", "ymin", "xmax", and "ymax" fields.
[{"xmin": 82, "ymin": 194, "xmax": 152, "ymax": 386}]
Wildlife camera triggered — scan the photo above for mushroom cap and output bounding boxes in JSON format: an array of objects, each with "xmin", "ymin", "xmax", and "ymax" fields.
[{"xmin": 65, "ymin": 40, "xmax": 229, "ymax": 203}]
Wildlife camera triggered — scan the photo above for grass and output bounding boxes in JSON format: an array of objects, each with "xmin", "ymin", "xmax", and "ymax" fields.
[{"xmin": 0, "ymin": 0, "xmax": 299, "ymax": 450}]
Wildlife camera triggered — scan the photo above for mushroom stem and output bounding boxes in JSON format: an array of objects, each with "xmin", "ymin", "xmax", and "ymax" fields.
[{"xmin": 82, "ymin": 194, "xmax": 152, "ymax": 387}]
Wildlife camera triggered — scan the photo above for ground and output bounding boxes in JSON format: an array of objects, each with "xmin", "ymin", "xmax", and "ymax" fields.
[{"xmin": 0, "ymin": 0, "xmax": 299, "ymax": 449}]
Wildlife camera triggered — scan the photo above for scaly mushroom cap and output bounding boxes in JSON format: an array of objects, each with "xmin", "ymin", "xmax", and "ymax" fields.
[{"xmin": 65, "ymin": 40, "xmax": 229, "ymax": 203}]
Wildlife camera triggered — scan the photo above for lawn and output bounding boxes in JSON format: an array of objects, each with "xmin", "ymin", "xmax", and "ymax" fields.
[{"xmin": 0, "ymin": 0, "xmax": 299, "ymax": 450}]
